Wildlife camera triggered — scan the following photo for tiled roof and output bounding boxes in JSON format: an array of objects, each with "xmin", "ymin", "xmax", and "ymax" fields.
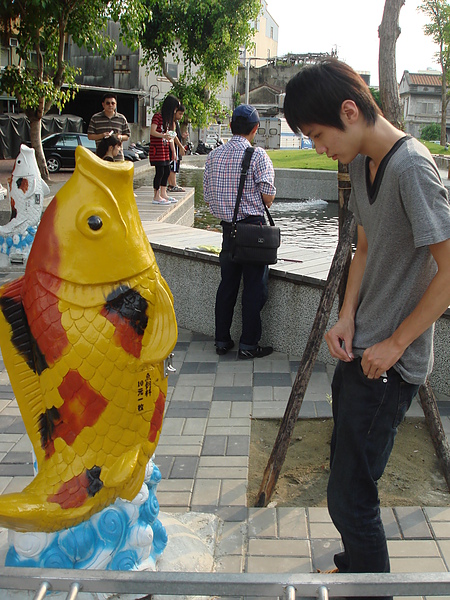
[{"xmin": 408, "ymin": 73, "xmax": 441, "ymax": 86}]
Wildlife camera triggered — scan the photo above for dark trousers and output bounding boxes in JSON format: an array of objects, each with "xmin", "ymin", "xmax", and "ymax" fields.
[
  {"xmin": 327, "ymin": 359, "xmax": 418, "ymax": 599},
  {"xmin": 215, "ymin": 218, "xmax": 268, "ymax": 349},
  {"xmin": 153, "ymin": 164, "xmax": 170, "ymax": 190}
]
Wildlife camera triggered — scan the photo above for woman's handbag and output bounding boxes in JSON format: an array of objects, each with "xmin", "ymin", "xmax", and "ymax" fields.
[{"xmin": 230, "ymin": 147, "xmax": 280, "ymax": 265}]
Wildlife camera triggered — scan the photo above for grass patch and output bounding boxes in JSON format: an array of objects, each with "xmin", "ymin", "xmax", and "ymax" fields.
[
  {"xmin": 266, "ymin": 149, "xmax": 337, "ymax": 170},
  {"xmin": 422, "ymin": 140, "xmax": 450, "ymax": 155}
]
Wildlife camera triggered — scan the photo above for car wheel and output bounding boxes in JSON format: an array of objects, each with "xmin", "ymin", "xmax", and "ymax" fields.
[{"xmin": 46, "ymin": 156, "xmax": 61, "ymax": 173}]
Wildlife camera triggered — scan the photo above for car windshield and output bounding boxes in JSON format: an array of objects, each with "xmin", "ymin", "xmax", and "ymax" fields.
[{"xmin": 80, "ymin": 137, "xmax": 97, "ymax": 150}]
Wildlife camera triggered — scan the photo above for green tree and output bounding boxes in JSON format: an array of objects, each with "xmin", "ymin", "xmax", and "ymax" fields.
[
  {"xmin": 420, "ymin": 0, "xmax": 450, "ymax": 146},
  {"xmin": 0, "ymin": 0, "xmax": 148, "ymax": 179},
  {"xmin": 369, "ymin": 87, "xmax": 382, "ymax": 109},
  {"xmin": 420, "ymin": 122, "xmax": 442, "ymax": 140},
  {"xmin": 140, "ymin": 0, "xmax": 261, "ymax": 127}
]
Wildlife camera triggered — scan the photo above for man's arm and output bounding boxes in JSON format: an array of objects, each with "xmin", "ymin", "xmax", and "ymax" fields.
[
  {"xmin": 361, "ymin": 237, "xmax": 450, "ymax": 378},
  {"xmin": 88, "ymin": 131, "xmax": 113, "ymax": 141},
  {"xmin": 325, "ymin": 225, "xmax": 368, "ymax": 362},
  {"xmin": 261, "ymin": 193, "xmax": 275, "ymax": 208}
]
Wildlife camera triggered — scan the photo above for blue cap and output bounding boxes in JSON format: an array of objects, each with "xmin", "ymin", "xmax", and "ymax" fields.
[{"xmin": 231, "ymin": 104, "xmax": 260, "ymax": 124}]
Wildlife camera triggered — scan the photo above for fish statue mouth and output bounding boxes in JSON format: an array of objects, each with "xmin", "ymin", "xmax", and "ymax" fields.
[{"xmin": 0, "ymin": 145, "xmax": 178, "ymax": 533}]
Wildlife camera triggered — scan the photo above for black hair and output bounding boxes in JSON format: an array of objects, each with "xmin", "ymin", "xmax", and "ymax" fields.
[
  {"xmin": 231, "ymin": 117, "xmax": 259, "ymax": 136},
  {"xmin": 284, "ymin": 58, "xmax": 381, "ymax": 134},
  {"xmin": 161, "ymin": 94, "xmax": 181, "ymax": 131},
  {"xmin": 96, "ymin": 134, "xmax": 121, "ymax": 159},
  {"xmin": 102, "ymin": 92, "xmax": 117, "ymax": 103}
]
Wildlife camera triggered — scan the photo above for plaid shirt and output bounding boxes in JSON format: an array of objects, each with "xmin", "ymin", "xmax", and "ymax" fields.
[{"xmin": 203, "ymin": 135, "xmax": 276, "ymax": 222}]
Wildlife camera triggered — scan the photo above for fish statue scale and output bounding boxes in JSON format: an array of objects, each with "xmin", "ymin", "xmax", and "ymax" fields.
[{"xmin": 0, "ymin": 146, "xmax": 177, "ymax": 533}]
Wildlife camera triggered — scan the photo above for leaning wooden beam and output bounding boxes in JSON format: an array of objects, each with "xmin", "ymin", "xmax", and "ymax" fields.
[
  {"xmin": 419, "ymin": 379, "xmax": 450, "ymax": 491},
  {"xmin": 254, "ymin": 208, "xmax": 356, "ymax": 507}
]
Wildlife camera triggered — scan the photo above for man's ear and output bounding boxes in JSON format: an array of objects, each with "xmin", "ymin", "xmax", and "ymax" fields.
[{"xmin": 341, "ymin": 100, "xmax": 359, "ymax": 124}]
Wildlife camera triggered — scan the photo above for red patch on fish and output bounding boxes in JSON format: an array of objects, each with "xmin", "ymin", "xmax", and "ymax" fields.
[
  {"xmin": 100, "ymin": 307, "xmax": 143, "ymax": 358},
  {"xmin": 48, "ymin": 472, "xmax": 90, "ymax": 509},
  {"xmin": 22, "ymin": 270, "xmax": 68, "ymax": 366},
  {"xmin": 44, "ymin": 371, "xmax": 108, "ymax": 458},
  {"xmin": 18, "ymin": 178, "xmax": 29, "ymax": 193},
  {"xmin": 148, "ymin": 391, "xmax": 165, "ymax": 442}
]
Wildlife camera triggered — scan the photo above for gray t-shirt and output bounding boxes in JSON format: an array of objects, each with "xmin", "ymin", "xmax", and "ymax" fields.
[{"xmin": 349, "ymin": 136, "xmax": 450, "ymax": 384}]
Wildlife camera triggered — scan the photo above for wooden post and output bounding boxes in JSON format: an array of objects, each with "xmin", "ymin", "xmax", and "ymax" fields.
[
  {"xmin": 419, "ymin": 380, "xmax": 450, "ymax": 491},
  {"xmin": 254, "ymin": 205, "xmax": 356, "ymax": 507}
]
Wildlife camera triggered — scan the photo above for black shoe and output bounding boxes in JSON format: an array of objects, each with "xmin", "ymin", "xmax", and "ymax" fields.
[
  {"xmin": 215, "ymin": 340, "xmax": 235, "ymax": 355},
  {"xmin": 238, "ymin": 346, "xmax": 273, "ymax": 360}
]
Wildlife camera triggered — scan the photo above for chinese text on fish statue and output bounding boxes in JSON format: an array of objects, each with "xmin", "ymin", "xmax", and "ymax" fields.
[
  {"xmin": 0, "ymin": 144, "xmax": 49, "ymax": 264},
  {"xmin": 0, "ymin": 146, "xmax": 178, "ymax": 571}
]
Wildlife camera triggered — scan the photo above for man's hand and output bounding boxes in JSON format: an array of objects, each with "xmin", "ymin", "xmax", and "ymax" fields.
[
  {"xmin": 361, "ymin": 337, "xmax": 405, "ymax": 379},
  {"xmin": 325, "ymin": 316, "xmax": 355, "ymax": 362}
]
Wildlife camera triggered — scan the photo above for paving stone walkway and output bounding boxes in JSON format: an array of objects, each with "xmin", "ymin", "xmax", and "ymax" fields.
[{"xmin": 149, "ymin": 329, "xmax": 450, "ymax": 597}]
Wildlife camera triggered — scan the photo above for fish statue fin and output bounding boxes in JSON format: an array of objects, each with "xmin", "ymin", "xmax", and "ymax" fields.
[
  {"xmin": 101, "ymin": 447, "xmax": 147, "ymax": 502},
  {"xmin": 0, "ymin": 278, "xmax": 47, "ymax": 465}
]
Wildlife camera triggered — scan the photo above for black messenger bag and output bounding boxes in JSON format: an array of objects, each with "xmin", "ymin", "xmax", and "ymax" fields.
[{"xmin": 230, "ymin": 147, "xmax": 280, "ymax": 265}]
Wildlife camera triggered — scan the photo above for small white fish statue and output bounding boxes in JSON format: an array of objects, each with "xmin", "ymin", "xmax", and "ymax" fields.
[{"xmin": 1, "ymin": 144, "xmax": 50, "ymax": 260}]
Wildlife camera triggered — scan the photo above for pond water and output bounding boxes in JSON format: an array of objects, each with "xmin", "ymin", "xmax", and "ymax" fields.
[{"xmin": 136, "ymin": 165, "xmax": 339, "ymax": 252}]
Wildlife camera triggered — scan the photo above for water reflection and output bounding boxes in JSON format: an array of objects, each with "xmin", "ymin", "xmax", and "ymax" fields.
[{"xmin": 135, "ymin": 166, "xmax": 339, "ymax": 252}]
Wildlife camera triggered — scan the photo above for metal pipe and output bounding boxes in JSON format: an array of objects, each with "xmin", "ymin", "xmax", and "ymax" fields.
[
  {"xmin": 285, "ymin": 584, "xmax": 296, "ymax": 599},
  {"xmin": 65, "ymin": 582, "xmax": 81, "ymax": 600},
  {"xmin": 317, "ymin": 585, "xmax": 329, "ymax": 600},
  {"xmin": 32, "ymin": 581, "xmax": 50, "ymax": 600}
]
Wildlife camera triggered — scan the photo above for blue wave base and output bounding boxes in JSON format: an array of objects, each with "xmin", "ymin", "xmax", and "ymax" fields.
[{"xmin": 5, "ymin": 462, "xmax": 167, "ymax": 571}]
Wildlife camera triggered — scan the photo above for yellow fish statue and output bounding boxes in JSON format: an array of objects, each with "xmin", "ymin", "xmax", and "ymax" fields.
[{"xmin": 0, "ymin": 146, "xmax": 177, "ymax": 533}]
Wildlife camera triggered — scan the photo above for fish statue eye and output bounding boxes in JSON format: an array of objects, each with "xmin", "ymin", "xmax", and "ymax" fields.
[{"xmin": 87, "ymin": 215, "xmax": 103, "ymax": 231}]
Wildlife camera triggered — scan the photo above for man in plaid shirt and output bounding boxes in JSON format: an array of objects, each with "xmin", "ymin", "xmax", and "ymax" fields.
[{"xmin": 203, "ymin": 105, "xmax": 276, "ymax": 359}]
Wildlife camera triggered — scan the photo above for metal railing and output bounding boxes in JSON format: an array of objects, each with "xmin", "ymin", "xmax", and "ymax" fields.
[{"xmin": 1, "ymin": 568, "xmax": 450, "ymax": 599}]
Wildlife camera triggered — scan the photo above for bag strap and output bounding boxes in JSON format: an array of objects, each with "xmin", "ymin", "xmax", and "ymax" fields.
[
  {"xmin": 231, "ymin": 146, "xmax": 276, "ymax": 229},
  {"xmin": 232, "ymin": 147, "xmax": 255, "ymax": 227}
]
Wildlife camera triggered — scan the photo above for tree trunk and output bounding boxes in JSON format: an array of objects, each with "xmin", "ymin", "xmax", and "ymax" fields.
[
  {"xmin": 440, "ymin": 71, "xmax": 448, "ymax": 146},
  {"xmin": 28, "ymin": 118, "xmax": 49, "ymax": 181},
  {"xmin": 378, "ymin": 0, "xmax": 405, "ymax": 128},
  {"xmin": 419, "ymin": 380, "xmax": 450, "ymax": 491}
]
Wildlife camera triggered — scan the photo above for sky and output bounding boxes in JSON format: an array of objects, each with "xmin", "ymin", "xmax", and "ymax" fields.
[{"xmin": 267, "ymin": 0, "xmax": 439, "ymax": 86}]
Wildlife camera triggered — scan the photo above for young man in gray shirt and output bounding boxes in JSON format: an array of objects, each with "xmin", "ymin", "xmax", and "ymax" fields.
[{"xmin": 284, "ymin": 59, "xmax": 450, "ymax": 590}]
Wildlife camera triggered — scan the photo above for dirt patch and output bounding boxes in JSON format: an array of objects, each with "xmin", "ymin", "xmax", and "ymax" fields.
[{"xmin": 248, "ymin": 418, "xmax": 450, "ymax": 507}]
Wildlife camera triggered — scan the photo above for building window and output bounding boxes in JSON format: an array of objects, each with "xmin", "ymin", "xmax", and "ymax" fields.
[
  {"xmin": 114, "ymin": 55, "xmax": 130, "ymax": 71},
  {"xmin": 0, "ymin": 46, "xmax": 8, "ymax": 68},
  {"xmin": 270, "ymin": 26, "xmax": 274, "ymax": 39},
  {"xmin": 418, "ymin": 102, "xmax": 438, "ymax": 115},
  {"xmin": 165, "ymin": 62, "xmax": 178, "ymax": 80}
]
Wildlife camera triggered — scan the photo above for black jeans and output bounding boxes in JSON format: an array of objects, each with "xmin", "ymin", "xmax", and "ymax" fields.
[
  {"xmin": 327, "ymin": 359, "xmax": 419, "ymax": 599},
  {"xmin": 215, "ymin": 218, "xmax": 269, "ymax": 349}
]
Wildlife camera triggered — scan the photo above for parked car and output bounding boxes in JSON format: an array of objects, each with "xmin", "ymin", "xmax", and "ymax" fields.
[
  {"xmin": 42, "ymin": 133, "xmax": 97, "ymax": 172},
  {"xmin": 43, "ymin": 132, "xmax": 141, "ymax": 172}
]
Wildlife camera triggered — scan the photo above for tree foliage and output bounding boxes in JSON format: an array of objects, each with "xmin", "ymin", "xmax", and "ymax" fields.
[
  {"xmin": 0, "ymin": 0, "xmax": 149, "ymax": 177},
  {"xmin": 140, "ymin": 0, "xmax": 261, "ymax": 127},
  {"xmin": 420, "ymin": 122, "xmax": 442, "ymax": 140},
  {"xmin": 420, "ymin": 0, "xmax": 450, "ymax": 145}
]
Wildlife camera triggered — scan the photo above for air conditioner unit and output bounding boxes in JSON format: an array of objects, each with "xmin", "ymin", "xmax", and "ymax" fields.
[{"xmin": 9, "ymin": 38, "xmax": 18, "ymax": 48}]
